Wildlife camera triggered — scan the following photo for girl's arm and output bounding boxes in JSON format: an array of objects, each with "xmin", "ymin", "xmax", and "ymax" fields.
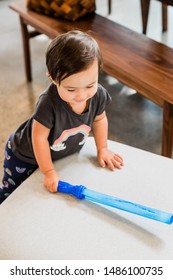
[
  {"xmin": 32, "ymin": 119, "xmax": 60, "ymax": 192},
  {"xmin": 92, "ymin": 111, "xmax": 123, "ymax": 170}
]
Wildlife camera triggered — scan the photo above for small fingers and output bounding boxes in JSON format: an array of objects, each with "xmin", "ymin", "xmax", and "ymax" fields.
[
  {"xmin": 44, "ymin": 180, "xmax": 58, "ymax": 193},
  {"xmin": 114, "ymin": 154, "xmax": 124, "ymax": 165},
  {"xmin": 51, "ymin": 180, "xmax": 59, "ymax": 192},
  {"xmin": 105, "ymin": 155, "xmax": 124, "ymax": 171},
  {"xmin": 99, "ymin": 158, "xmax": 106, "ymax": 168},
  {"xmin": 107, "ymin": 159, "xmax": 116, "ymax": 171},
  {"xmin": 99, "ymin": 155, "xmax": 124, "ymax": 171},
  {"xmin": 107, "ymin": 158, "xmax": 122, "ymax": 171}
]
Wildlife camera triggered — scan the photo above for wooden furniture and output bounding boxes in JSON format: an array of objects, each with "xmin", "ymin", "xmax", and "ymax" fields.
[
  {"xmin": 9, "ymin": 0, "xmax": 173, "ymax": 158},
  {"xmin": 0, "ymin": 137, "xmax": 173, "ymax": 260},
  {"xmin": 141, "ymin": 0, "xmax": 173, "ymax": 34},
  {"xmin": 108, "ymin": 0, "xmax": 112, "ymax": 14}
]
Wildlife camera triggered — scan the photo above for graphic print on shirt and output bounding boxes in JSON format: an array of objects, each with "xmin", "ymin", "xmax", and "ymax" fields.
[{"xmin": 50, "ymin": 124, "xmax": 91, "ymax": 152}]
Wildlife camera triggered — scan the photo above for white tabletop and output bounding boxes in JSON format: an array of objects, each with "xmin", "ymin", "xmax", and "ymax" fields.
[{"xmin": 0, "ymin": 137, "xmax": 173, "ymax": 260}]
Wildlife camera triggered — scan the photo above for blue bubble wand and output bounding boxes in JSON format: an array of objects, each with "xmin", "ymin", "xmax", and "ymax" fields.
[{"xmin": 58, "ymin": 181, "xmax": 173, "ymax": 224}]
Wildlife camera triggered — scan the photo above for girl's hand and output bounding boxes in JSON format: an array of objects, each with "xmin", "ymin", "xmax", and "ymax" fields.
[
  {"xmin": 97, "ymin": 148, "xmax": 124, "ymax": 171},
  {"xmin": 43, "ymin": 169, "xmax": 60, "ymax": 192}
]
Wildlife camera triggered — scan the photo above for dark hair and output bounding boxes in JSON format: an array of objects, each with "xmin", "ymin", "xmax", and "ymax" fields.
[{"xmin": 46, "ymin": 30, "xmax": 103, "ymax": 84}]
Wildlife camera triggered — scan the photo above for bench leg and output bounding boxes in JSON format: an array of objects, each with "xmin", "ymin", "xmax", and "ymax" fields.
[
  {"xmin": 162, "ymin": 101, "xmax": 173, "ymax": 158},
  {"xmin": 108, "ymin": 0, "xmax": 112, "ymax": 14},
  {"xmin": 19, "ymin": 16, "xmax": 41, "ymax": 82},
  {"xmin": 162, "ymin": 3, "xmax": 168, "ymax": 32},
  {"xmin": 140, "ymin": 0, "xmax": 151, "ymax": 34},
  {"xmin": 19, "ymin": 16, "xmax": 32, "ymax": 82}
]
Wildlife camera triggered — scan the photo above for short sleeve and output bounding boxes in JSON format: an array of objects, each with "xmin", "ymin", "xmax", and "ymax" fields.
[
  {"xmin": 33, "ymin": 94, "xmax": 55, "ymax": 129},
  {"xmin": 94, "ymin": 84, "xmax": 112, "ymax": 116}
]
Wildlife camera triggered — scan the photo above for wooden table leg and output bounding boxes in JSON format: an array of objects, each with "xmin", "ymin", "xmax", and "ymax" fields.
[{"xmin": 162, "ymin": 101, "xmax": 173, "ymax": 158}]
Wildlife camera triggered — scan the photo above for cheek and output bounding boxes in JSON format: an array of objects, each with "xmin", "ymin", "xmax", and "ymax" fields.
[
  {"xmin": 58, "ymin": 89, "xmax": 70, "ymax": 101},
  {"xmin": 89, "ymin": 85, "xmax": 98, "ymax": 97}
]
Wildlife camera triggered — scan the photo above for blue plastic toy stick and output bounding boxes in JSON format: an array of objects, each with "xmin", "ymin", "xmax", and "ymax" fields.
[{"xmin": 58, "ymin": 181, "xmax": 173, "ymax": 224}]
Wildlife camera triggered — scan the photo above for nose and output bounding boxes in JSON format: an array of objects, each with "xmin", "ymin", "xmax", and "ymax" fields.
[{"xmin": 75, "ymin": 89, "xmax": 86, "ymax": 101}]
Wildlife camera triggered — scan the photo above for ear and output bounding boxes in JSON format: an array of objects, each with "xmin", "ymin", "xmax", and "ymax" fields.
[
  {"xmin": 46, "ymin": 72, "xmax": 56, "ymax": 85},
  {"xmin": 46, "ymin": 71, "xmax": 51, "ymax": 77}
]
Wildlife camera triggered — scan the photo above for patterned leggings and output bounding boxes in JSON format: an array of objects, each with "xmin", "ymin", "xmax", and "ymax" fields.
[{"xmin": 0, "ymin": 138, "xmax": 38, "ymax": 204}]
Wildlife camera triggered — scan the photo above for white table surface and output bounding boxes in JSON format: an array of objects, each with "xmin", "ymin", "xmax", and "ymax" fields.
[{"xmin": 0, "ymin": 137, "xmax": 173, "ymax": 260}]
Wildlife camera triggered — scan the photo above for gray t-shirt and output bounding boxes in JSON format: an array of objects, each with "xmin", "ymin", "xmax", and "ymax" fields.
[{"xmin": 10, "ymin": 83, "xmax": 112, "ymax": 165}]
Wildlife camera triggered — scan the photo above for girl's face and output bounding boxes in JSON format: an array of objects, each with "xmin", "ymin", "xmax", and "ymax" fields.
[{"xmin": 53, "ymin": 60, "xmax": 99, "ymax": 108}]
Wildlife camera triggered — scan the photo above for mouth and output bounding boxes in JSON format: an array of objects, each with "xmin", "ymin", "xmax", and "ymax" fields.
[{"xmin": 74, "ymin": 99, "xmax": 86, "ymax": 103}]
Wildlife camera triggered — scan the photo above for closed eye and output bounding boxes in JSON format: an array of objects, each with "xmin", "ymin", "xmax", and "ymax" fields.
[{"xmin": 67, "ymin": 89, "xmax": 75, "ymax": 92}]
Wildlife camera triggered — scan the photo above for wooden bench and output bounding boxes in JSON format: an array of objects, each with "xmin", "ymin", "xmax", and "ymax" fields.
[{"xmin": 10, "ymin": 0, "xmax": 173, "ymax": 158}]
